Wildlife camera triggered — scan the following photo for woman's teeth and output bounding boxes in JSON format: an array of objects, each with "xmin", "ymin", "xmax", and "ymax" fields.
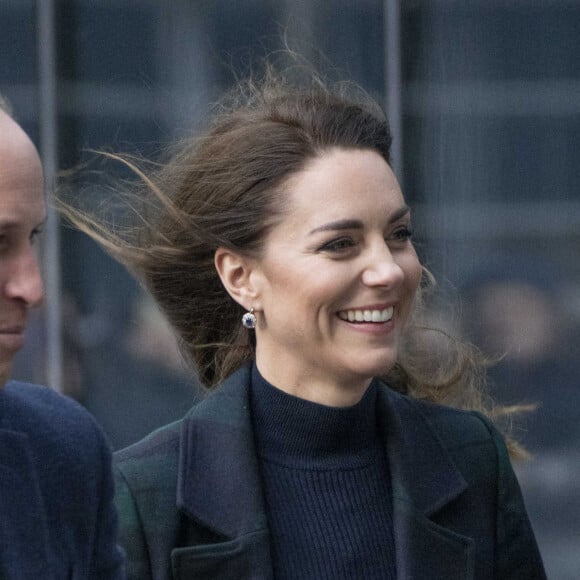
[{"xmin": 338, "ymin": 307, "xmax": 394, "ymax": 323}]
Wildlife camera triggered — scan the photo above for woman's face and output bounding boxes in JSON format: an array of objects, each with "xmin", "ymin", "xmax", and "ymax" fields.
[{"xmin": 250, "ymin": 147, "xmax": 422, "ymax": 405}]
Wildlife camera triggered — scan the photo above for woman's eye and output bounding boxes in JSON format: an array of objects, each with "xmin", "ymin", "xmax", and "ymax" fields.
[{"xmin": 319, "ymin": 237, "xmax": 356, "ymax": 253}]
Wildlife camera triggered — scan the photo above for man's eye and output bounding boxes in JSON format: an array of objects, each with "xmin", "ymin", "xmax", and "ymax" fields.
[
  {"xmin": 30, "ymin": 227, "xmax": 44, "ymax": 245},
  {"xmin": 391, "ymin": 226, "xmax": 414, "ymax": 242}
]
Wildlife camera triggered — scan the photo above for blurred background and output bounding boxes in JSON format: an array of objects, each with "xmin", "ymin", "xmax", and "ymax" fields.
[{"xmin": 1, "ymin": 0, "xmax": 579, "ymax": 576}]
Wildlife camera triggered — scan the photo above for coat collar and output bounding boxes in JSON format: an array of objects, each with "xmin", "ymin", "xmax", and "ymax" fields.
[
  {"xmin": 176, "ymin": 367, "xmax": 474, "ymax": 578},
  {"xmin": 177, "ymin": 367, "xmax": 467, "ymax": 536},
  {"xmin": 375, "ymin": 386, "xmax": 473, "ymax": 578},
  {"xmin": 375, "ymin": 384, "xmax": 467, "ymax": 516},
  {"xmin": 177, "ymin": 365, "xmax": 267, "ymax": 539}
]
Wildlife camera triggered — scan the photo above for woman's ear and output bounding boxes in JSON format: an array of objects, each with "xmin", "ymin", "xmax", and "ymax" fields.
[{"xmin": 214, "ymin": 247, "xmax": 260, "ymax": 309}]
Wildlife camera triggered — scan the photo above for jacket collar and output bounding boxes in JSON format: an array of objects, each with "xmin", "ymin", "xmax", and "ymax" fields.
[
  {"xmin": 375, "ymin": 383, "xmax": 467, "ymax": 516},
  {"xmin": 177, "ymin": 366, "xmax": 467, "ymax": 540},
  {"xmin": 376, "ymin": 386, "xmax": 474, "ymax": 578},
  {"xmin": 177, "ymin": 365, "xmax": 267, "ymax": 539}
]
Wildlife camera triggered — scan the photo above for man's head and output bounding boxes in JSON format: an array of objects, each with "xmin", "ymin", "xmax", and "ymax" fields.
[{"xmin": 0, "ymin": 97, "xmax": 46, "ymax": 387}]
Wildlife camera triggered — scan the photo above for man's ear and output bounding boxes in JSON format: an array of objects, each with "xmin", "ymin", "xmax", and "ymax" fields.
[{"xmin": 214, "ymin": 247, "xmax": 260, "ymax": 310}]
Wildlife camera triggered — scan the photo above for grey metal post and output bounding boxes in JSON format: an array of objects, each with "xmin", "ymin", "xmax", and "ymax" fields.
[
  {"xmin": 384, "ymin": 0, "xmax": 403, "ymax": 183},
  {"xmin": 37, "ymin": 0, "xmax": 62, "ymax": 392}
]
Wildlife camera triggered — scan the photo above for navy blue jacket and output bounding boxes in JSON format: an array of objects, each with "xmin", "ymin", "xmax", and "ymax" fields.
[
  {"xmin": 115, "ymin": 365, "xmax": 546, "ymax": 579},
  {"xmin": 0, "ymin": 381, "xmax": 125, "ymax": 579}
]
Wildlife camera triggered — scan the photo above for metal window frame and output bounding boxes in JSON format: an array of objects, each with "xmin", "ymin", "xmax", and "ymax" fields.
[
  {"xmin": 384, "ymin": 0, "xmax": 403, "ymax": 182},
  {"xmin": 37, "ymin": 0, "xmax": 62, "ymax": 391}
]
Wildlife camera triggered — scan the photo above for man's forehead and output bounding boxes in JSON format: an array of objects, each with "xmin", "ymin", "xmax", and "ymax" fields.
[
  {"xmin": 0, "ymin": 199, "xmax": 46, "ymax": 223},
  {"xmin": 0, "ymin": 111, "xmax": 43, "ymax": 182},
  {"xmin": 0, "ymin": 134, "xmax": 45, "ymax": 214},
  {"xmin": 0, "ymin": 164, "xmax": 43, "ymax": 187},
  {"xmin": 0, "ymin": 166, "xmax": 46, "ymax": 226}
]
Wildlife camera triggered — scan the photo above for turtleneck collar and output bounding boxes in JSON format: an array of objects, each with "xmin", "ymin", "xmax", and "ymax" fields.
[{"xmin": 250, "ymin": 363, "xmax": 380, "ymax": 469}]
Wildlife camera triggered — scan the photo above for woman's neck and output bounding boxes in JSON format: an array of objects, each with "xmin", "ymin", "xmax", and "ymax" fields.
[{"xmin": 254, "ymin": 356, "xmax": 372, "ymax": 407}]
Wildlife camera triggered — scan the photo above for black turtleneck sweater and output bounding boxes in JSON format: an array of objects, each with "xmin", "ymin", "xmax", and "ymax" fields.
[{"xmin": 250, "ymin": 364, "xmax": 396, "ymax": 580}]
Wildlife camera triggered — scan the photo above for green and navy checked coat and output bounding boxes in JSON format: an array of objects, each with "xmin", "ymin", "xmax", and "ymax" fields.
[{"xmin": 114, "ymin": 365, "xmax": 546, "ymax": 580}]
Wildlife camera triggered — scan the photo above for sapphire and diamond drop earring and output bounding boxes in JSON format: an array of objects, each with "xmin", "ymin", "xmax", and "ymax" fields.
[{"xmin": 242, "ymin": 307, "xmax": 257, "ymax": 329}]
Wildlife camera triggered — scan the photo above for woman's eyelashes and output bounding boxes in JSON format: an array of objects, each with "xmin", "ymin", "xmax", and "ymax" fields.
[
  {"xmin": 318, "ymin": 236, "xmax": 356, "ymax": 253},
  {"xmin": 317, "ymin": 224, "xmax": 414, "ymax": 255}
]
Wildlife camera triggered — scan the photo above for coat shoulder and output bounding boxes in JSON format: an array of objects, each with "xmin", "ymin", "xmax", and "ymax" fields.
[
  {"xmin": 114, "ymin": 418, "xmax": 183, "ymax": 492},
  {"xmin": 1, "ymin": 381, "xmax": 110, "ymax": 466},
  {"xmin": 380, "ymin": 385, "xmax": 506, "ymax": 478},
  {"xmin": 114, "ymin": 364, "xmax": 251, "ymax": 492},
  {"xmin": 412, "ymin": 398, "xmax": 497, "ymax": 448},
  {"xmin": 388, "ymin": 388, "xmax": 499, "ymax": 448},
  {"xmin": 0, "ymin": 382, "xmax": 124, "ymax": 579},
  {"xmin": 113, "ymin": 417, "xmax": 194, "ymax": 579}
]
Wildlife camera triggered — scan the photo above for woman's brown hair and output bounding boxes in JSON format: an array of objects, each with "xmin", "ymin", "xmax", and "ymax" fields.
[{"xmin": 59, "ymin": 68, "xmax": 525, "ymax": 457}]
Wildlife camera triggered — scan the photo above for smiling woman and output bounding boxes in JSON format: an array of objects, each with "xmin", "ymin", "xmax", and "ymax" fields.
[
  {"xmin": 214, "ymin": 148, "xmax": 422, "ymax": 407},
  {"xmin": 60, "ymin": 68, "xmax": 546, "ymax": 579}
]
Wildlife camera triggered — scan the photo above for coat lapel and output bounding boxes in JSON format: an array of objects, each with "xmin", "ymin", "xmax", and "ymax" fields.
[
  {"xmin": 173, "ymin": 365, "xmax": 272, "ymax": 579},
  {"xmin": 377, "ymin": 384, "xmax": 475, "ymax": 579},
  {"xmin": 171, "ymin": 370, "xmax": 475, "ymax": 579}
]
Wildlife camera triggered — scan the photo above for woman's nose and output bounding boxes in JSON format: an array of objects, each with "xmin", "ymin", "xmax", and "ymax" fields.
[{"xmin": 361, "ymin": 242, "xmax": 405, "ymax": 288}]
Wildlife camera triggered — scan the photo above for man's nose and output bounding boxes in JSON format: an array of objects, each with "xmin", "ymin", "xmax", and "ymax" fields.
[{"xmin": 4, "ymin": 249, "xmax": 45, "ymax": 308}]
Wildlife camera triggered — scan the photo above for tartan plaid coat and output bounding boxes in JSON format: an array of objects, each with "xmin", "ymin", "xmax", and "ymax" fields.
[{"xmin": 114, "ymin": 364, "xmax": 546, "ymax": 580}]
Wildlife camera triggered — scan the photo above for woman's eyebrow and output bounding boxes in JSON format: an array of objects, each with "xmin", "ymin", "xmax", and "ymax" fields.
[
  {"xmin": 309, "ymin": 219, "xmax": 363, "ymax": 235},
  {"xmin": 308, "ymin": 205, "xmax": 410, "ymax": 236}
]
